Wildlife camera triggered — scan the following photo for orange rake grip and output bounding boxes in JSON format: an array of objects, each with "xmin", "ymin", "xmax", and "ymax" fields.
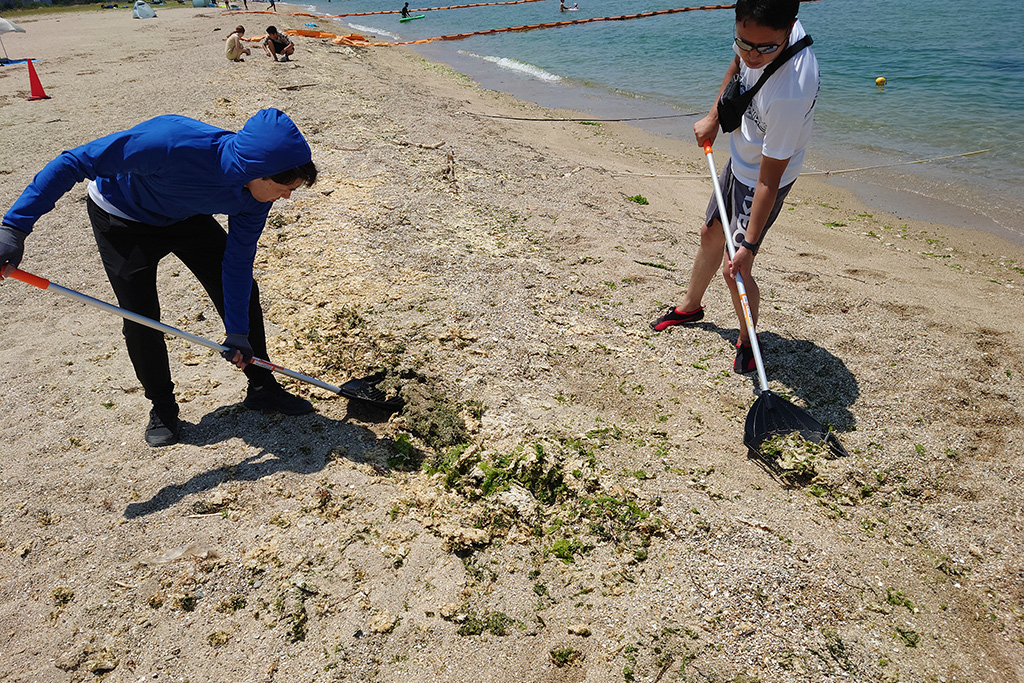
[{"xmin": 0, "ymin": 265, "xmax": 51, "ymax": 290}]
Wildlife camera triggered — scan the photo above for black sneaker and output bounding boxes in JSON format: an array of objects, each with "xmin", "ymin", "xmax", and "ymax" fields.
[
  {"xmin": 651, "ymin": 305, "xmax": 704, "ymax": 331},
  {"xmin": 733, "ymin": 342, "xmax": 756, "ymax": 374},
  {"xmin": 243, "ymin": 379, "xmax": 314, "ymax": 415},
  {"xmin": 145, "ymin": 405, "xmax": 180, "ymax": 447}
]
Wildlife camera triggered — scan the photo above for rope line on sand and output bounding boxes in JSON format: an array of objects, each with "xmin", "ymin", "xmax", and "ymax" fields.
[
  {"xmin": 470, "ymin": 111, "xmax": 704, "ymax": 122},
  {"xmin": 610, "ymin": 150, "xmax": 993, "ymax": 179},
  {"xmin": 799, "ymin": 149, "xmax": 992, "ymax": 176}
]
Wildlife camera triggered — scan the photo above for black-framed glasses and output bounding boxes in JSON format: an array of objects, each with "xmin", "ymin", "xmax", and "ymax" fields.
[{"xmin": 734, "ymin": 36, "xmax": 784, "ymax": 54}]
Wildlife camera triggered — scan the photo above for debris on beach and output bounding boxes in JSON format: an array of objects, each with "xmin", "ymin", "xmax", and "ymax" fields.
[
  {"xmin": 759, "ymin": 431, "xmax": 828, "ymax": 482},
  {"xmin": 140, "ymin": 542, "xmax": 220, "ymax": 566}
]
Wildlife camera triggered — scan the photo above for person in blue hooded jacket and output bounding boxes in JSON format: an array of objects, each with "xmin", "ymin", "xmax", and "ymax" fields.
[{"xmin": 0, "ymin": 108, "xmax": 318, "ymax": 447}]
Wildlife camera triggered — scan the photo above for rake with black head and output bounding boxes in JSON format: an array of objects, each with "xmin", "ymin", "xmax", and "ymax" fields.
[{"xmin": 702, "ymin": 143, "xmax": 847, "ymax": 463}]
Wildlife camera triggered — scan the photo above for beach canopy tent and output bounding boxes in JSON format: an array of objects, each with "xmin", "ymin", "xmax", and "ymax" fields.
[
  {"xmin": 132, "ymin": 1, "xmax": 156, "ymax": 19},
  {"xmin": 0, "ymin": 16, "xmax": 27, "ymax": 64}
]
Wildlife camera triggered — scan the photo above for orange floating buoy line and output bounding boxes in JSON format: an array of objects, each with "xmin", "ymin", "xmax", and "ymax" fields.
[
  {"xmin": 227, "ymin": 0, "xmax": 546, "ymax": 19},
  {"xmin": 235, "ymin": 3, "xmax": 746, "ymax": 48},
  {"xmin": 232, "ymin": 1, "xmax": 825, "ymax": 48},
  {"xmin": 402, "ymin": 3, "xmax": 750, "ymax": 47}
]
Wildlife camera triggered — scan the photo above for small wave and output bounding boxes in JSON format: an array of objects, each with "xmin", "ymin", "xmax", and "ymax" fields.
[
  {"xmin": 347, "ymin": 23, "xmax": 400, "ymax": 40},
  {"xmin": 458, "ymin": 50, "xmax": 561, "ymax": 82}
]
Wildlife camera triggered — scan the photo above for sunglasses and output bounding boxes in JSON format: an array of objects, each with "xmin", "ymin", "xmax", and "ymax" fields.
[{"xmin": 734, "ymin": 36, "xmax": 784, "ymax": 54}]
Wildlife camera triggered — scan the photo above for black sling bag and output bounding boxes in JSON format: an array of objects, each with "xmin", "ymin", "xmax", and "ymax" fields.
[{"xmin": 717, "ymin": 35, "xmax": 813, "ymax": 133}]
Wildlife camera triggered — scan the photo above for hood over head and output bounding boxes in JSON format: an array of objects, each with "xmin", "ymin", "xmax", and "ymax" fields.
[{"xmin": 222, "ymin": 108, "xmax": 311, "ymax": 183}]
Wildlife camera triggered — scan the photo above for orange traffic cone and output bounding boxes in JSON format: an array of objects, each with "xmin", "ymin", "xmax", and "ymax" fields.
[{"xmin": 26, "ymin": 59, "xmax": 51, "ymax": 101}]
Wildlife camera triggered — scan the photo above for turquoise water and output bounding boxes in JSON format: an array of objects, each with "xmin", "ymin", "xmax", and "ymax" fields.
[{"xmin": 298, "ymin": 0, "xmax": 1024, "ymax": 239}]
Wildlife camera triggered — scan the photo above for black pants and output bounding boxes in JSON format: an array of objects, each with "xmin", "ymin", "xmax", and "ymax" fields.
[{"xmin": 88, "ymin": 198, "xmax": 273, "ymax": 406}]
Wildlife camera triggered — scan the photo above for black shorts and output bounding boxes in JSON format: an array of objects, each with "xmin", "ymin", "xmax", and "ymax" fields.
[{"xmin": 704, "ymin": 159, "xmax": 794, "ymax": 255}]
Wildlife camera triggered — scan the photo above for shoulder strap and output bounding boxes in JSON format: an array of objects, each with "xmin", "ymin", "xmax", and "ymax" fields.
[{"xmin": 742, "ymin": 35, "xmax": 813, "ymax": 101}]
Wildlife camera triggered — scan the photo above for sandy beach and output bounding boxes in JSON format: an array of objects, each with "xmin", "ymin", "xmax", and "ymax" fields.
[{"xmin": 1, "ymin": 6, "xmax": 1022, "ymax": 682}]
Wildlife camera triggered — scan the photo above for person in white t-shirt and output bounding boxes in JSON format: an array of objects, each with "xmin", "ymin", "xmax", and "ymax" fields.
[{"xmin": 651, "ymin": 0, "xmax": 818, "ymax": 375}]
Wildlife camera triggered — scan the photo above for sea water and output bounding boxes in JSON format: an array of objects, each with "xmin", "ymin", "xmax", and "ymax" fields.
[{"xmin": 294, "ymin": 0, "xmax": 1024, "ymax": 242}]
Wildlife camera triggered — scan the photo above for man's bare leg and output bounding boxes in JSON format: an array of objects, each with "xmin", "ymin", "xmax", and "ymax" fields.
[
  {"xmin": 678, "ymin": 219, "xmax": 726, "ymax": 313},
  {"xmin": 723, "ymin": 254, "xmax": 759, "ymax": 346}
]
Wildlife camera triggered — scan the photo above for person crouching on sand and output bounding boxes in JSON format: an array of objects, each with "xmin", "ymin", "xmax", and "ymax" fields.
[
  {"xmin": 0, "ymin": 109, "xmax": 318, "ymax": 447},
  {"xmin": 262, "ymin": 26, "xmax": 294, "ymax": 62},
  {"xmin": 225, "ymin": 25, "xmax": 251, "ymax": 62}
]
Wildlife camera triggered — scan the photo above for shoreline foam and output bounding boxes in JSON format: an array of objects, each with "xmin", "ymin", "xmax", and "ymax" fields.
[{"xmin": 313, "ymin": 5, "xmax": 1024, "ymax": 248}]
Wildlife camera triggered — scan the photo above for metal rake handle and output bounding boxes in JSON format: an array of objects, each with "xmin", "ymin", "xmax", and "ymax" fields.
[
  {"xmin": 1, "ymin": 264, "xmax": 399, "ymax": 407},
  {"xmin": 702, "ymin": 143, "xmax": 770, "ymax": 393}
]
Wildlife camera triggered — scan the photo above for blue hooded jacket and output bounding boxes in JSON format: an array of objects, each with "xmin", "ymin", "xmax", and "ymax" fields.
[{"xmin": 3, "ymin": 108, "xmax": 311, "ymax": 336}]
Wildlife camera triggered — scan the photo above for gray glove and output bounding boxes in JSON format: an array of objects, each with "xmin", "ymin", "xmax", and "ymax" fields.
[
  {"xmin": 220, "ymin": 333, "xmax": 253, "ymax": 364},
  {"xmin": 0, "ymin": 224, "xmax": 28, "ymax": 273}
]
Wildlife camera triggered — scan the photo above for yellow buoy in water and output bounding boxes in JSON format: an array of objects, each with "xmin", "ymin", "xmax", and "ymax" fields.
[{"xmin": 875, "ymin": 76, "xmax": 887, "ymax": 86}]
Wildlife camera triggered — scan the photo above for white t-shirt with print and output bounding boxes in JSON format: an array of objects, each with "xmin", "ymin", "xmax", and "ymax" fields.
[{"xmin": 729, "ymin": 18, "xmax": 819, "ymax": 188}]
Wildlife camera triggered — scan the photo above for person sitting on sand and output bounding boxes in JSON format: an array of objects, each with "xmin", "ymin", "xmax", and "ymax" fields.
[
  {"xmin": 0, "ymin": 109, "xmax": 318, "ymax": 447},
  {"xmin": 650, "ymin": 0, "xmax": 819, "ymax": 376},
  {"xmin": 400, "ymin": 2, "xmax": 410, "ymax": 18},
  {"xmin": 262, "ymin": 26, "xmax": 294, "ymax": 62},
  {"xmin": 225, "ymin": 25, "xmax": 251, "ymax": 62}
]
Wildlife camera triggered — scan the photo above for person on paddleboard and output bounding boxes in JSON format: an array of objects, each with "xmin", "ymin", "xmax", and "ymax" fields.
[
  {"xmin": 651, "ymin": 0, "xmax": 818, "ymax": 375},
  {"xmin": 0, "ymin": 109, "xmax": 318, "ymax": 447}
]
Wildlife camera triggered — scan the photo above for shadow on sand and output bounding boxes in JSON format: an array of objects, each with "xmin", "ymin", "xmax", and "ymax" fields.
[
  {"xmin": 124, "ymin": 399, "xmax": 398, "ymax": 519},
  {"xmin": 700, "ymin": 323, "xmax": 860, "ymax": 431}
]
